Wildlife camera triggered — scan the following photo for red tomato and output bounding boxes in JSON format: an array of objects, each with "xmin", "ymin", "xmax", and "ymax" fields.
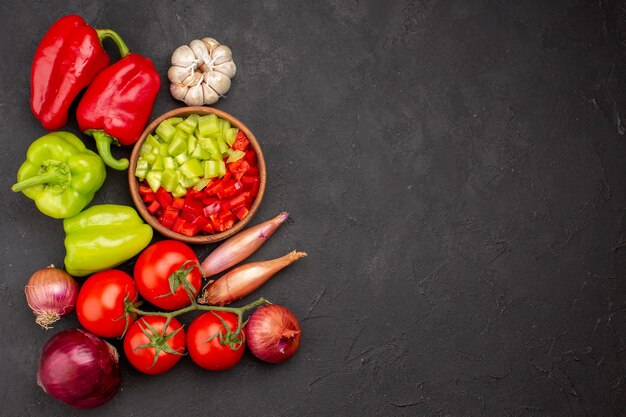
[
  {"xmin": 123, "ymin": 316, "xmax": 186, "ymax": 375},
  {"xmin": 186, "ymin": 312, "xmax": 245, "ymax": 371},
  {"xmin": 134, "ymin": 240, "xmax": 203, "ymax": 310},
  {"xmin": 76, "ymin": 270, "xmax": 138, "ymax": 338}
]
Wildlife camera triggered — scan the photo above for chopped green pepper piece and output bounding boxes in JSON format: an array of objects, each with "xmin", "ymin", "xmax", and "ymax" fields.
[
  {"xmin": 135, "ymin": 158, "xmax": 149, "ymax": 179},
  {"xmin": 152, "ymin": 155, "xmax": 164, "ymax": 171},
  {"xmin": 161, "ymin": 169, "xmax": 179, "ymax": 192},
  {"xmin": 204, "ymin": 160, "xmax": 219, "ymax": 178},
  {"xmin": 187, "ymin": 135, "xmax": 197, "ymax": 154},
  {"xmin": 194, "ymin": 177, "xmax": 211, "ymax": 191},
  {"xmin": 179, "ymin": 175, "xmax": 199, "ymax": 188},
  {"xmin": 168, "ymin": 135, "xmax": 187, "ymax": 156},
  {"xmin": 217, "ymin": 160, "xmax": 226, "ymax": 177},
  {"xmin": 226, "ymin": 149, "xmax": 245, "ymax": 163},
  {"xmin": 198, "ymin": 114, "xmax": 219, "ymax": 136},
  {"xmin": 225, "ymin": 128, "xmax": 238, "ymax": 146},
  {"xmin": 174, "ymin": 153, "xmax": 190, "ymax": 165},
  {"xmin": 180, "ymin": 159, "xmax": 204, "ymax": 179},
  {"xmin": 217, "ymin": 137, "xmax": 229, "ymax": 155},
  {"xmin": 156, "ymin": 122, "xmax": 176, "ymax": 143},
  {"xmin": 172, "ymin": 184, "xmax": 187, "ymax": 198},
  {"xmin": 191, "ymin": 145, "xmax": 211, "ymax": 160},
  {"xmin": 146, "ymin": 170, "xmax": 162, "ymax": 192},
  {"xmin": 166, "ymin": 117, "xmax": 184, "ymax": 125},
  {"xmin": 162, "ymin": 156, "xmax": 178, "ymax": 171}
]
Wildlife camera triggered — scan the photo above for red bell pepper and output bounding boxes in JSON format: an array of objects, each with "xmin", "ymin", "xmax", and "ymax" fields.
[
  {"xmin": 77, "ymin": 49, "xmax": 160, "ymax": 170},
  {"xmin": 30, "ymin": 15, "xmax": 128, "ymax": 130}
]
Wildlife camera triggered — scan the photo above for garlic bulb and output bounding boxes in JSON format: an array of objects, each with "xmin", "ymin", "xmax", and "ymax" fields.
[{"xmin": 168, "ymin": 37, "xmax": 236, "ymax": 106}]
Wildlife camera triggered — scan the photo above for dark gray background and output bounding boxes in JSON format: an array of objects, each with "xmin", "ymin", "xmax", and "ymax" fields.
[{"xmin": 1, "ymin": 1, "xmax": 624, "ymax": 416}]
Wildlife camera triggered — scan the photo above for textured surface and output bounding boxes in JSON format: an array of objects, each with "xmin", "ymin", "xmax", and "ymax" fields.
[{"xmin": 1, "ymin": 1, "xmax": 625, "ymax": 416}]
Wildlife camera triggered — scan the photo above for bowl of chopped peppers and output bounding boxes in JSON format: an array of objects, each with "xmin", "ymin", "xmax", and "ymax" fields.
[{"xmin": 129, "ymin": 106, "xmax": 266, "ymax": 244}]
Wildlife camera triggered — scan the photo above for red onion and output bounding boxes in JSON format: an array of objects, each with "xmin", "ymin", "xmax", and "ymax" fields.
[
  {"xmin": 201, "ymin": 251, "xmax": 306, "ymax": 306},
  {"xmin": 37, "ymin": 329, "xmax": 121, "ymax": 409},
  {"xmin": 247, "ymin": 305, "xmax": 302, "ymax": 363},
  {"xmin": 25, "ymin": 266, "xmax": 78, "ymax": 329},
  {"xmin": 201, "ymin": 212, "xmax": 289, "ymax": 277}
]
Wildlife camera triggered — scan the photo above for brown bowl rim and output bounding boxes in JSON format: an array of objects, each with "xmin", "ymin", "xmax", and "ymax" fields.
[{"xmin": 128, "ymin": 106, "xmax": 267, "ymax": 244}]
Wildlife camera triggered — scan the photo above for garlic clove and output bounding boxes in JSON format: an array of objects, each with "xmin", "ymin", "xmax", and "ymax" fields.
[
  {"xmin": 171, "ymin": 45, "xmax": 198, "ymax": 68},
  {"xmin": 202, "ymin": 82, "xmax": 219, "ymax": 105},
  {"xmin": 168, "ymin": 65, "xmax": 191, "ymax": 83},
  {"xmin": 210, "ymin": 45, "xmax": 232, "ymax": 66},
  {"xmin": 190, "ymin": 39, "xmax": 210, "ymax": 65},
  {"xmin": 182, "ymin": 70, "xmax": 203, "ymax": 87},
  {"xmin": 170, "ymin": 83, "xmax": 189, "ymax": 101},
  {"xmin": 184, "ymin": 84, "xmax": 205, "ymax": 106},
  {"xmin": 204, "ymin": 70, "xmax": 231, "ymax": 95},
  {"xmin": 201, "ymin": 37, "xmax": 220, "ymax": 54},
  {"xmin": 213, "ymin": 61, "xmax": 237, "ymax": 79}
]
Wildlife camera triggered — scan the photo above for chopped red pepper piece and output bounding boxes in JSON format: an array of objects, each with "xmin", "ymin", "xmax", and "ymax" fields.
[
  {"xmin": 139, "ymin": 184, "xmax": 153, "ymax": 195},
  {"xmin": 232, "ymin": 206, "xmax": 249, "ymax": 221},
  {"xmin": 147, "ymin": 200, "xmax": 160, "ymax": 214},
  {"xmin": 172, "ymin": 218, "xmax": 186, "ymax": 234},
  {"xmin": 171, "ymin": 197, "xmax": 185, "ymax": 209},
  {"xmin": 245, "ymin": 150, "xmax": 257, "ymax": 166},
  {"xmin": 142, "ymin": 192, "xmax": 156, "ymax": 203},
  {"xmin": 246, "ymin": 167, "xmax": 260, "ymax": 177},
  {"xmin": 231, "ymin": 130, "xmax": 250, "ymax": 151},
  {"xmin": 156, "ymin": 188, "xmax": 173, "ymax": 208},
  {"xmin": 179, "ymin": 210, "xmax": 197, "ymax": 222},
  {"xmin": 183, "ymin": 196, "xmax": 204, "ymax": 216},
  {"xmin": 229, "ymin": 194, "xmax": 247, "ymax": 210},
  {"xmin": 211, "ymin": 210, "xmax": 235, "ymax": 232},
  {"xmin": 202, "ymin": 222, "xmax": 215, "ymax": 234},
  {"xmin": 228, "ymin": 159, "xmax": 250, "ymax": 181},
  {"xmin": 205, "ymin": 181, "xmax": 225, "ymax": 196},
  {"xmin": 179, "ymin": 222, "xmax": 200, "ymax": 237},
  {"xmin": 185, "ymin": 188, "xmax": 204, "ymax": 199},
  {"xmin": 201, "ymin": 197, "xmax": 220, "ymax": 206},
  {"xmin": 192, "ymin": 215, "xmax": 210, "ymax": 230}
]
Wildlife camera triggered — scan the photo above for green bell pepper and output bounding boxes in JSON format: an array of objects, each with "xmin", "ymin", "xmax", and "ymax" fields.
[
  {"xmin": 64, "ymin": 204, "xmax": 153, "ymax": 276},
  {"xmin": 11, "ymin": 132, "xmax": 106, "ymax": 219}
]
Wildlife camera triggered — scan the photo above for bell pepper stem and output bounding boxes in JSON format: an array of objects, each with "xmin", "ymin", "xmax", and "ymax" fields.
[
  {"xmin": 90, "ymin": 130, "xmax": 129, "ymax": 170},
  {"xmin": 96, "ymin": 29, "xmax": 130, "ymax": 58},
  {"xmin": 11, "ymin": 164, "xmax": 69, "ymax": 192}
]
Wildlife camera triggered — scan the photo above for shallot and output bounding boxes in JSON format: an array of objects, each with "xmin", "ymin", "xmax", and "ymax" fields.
[
  {"xmin": 201, "ymin": 212, "xmax": 289, "ymax": 277},
  {"xmin": 200, "ymin": 250, "xmax": 306, "ymax": 306}
]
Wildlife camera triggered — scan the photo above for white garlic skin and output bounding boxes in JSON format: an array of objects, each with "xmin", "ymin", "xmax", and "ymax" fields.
[
  {"xmin": 169, "ymin": 37, "xmax": 236, "ymax": 105},
  {"xmin": 171, "ymin": 45, "xmax": 198, "ymax": 68},
  {"xmin": 184, "ymin": 84, "xmax": 205, "ymax": 106},
  {"xmin": 202, "ymin": 37, "xmax": 220, "ymax": 54},
  {"xmin": 202, "ymin": 82, "xmax": 219, "ymax": 105},
  {"xmin": 213, "ymin": 61, "xmax": 237, "ymax": 78},
  {"xmin": 204, "ymin": 70, "xmax": 231, "ymax": 95},
  {"xmin": 189, "ymin": 39, "xmax": 210, "ymax": 64},
  {"xmin": 170, "ymin": 83, "xmax": 189, "ymax": 101},
  {"xmin": 210, "ymin": 45, "xmax": 232, "ymax": 66},
  {"xmin": 168, "ymin": 66, "xmax": 191, "ymax": 83}
]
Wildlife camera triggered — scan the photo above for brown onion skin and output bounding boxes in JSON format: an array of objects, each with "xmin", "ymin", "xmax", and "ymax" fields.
[
  {"xmin": 246, "ymin": 305, "xmax": 302, "ymax": 364},
  {"xmin": 37, "ymin": 329, "xmax": 120, "ymax": 409}
]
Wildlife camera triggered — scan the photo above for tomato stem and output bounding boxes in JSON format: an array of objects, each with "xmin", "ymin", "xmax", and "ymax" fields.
[{"xmin": 127, "ymin": 297, "xmax": 270, "ymax": 334}]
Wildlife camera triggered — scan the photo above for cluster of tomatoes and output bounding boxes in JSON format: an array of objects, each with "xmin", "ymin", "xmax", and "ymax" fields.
[{"xmin": 75, "ymin": 240, "xmax": 244, "ymax": 374}]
